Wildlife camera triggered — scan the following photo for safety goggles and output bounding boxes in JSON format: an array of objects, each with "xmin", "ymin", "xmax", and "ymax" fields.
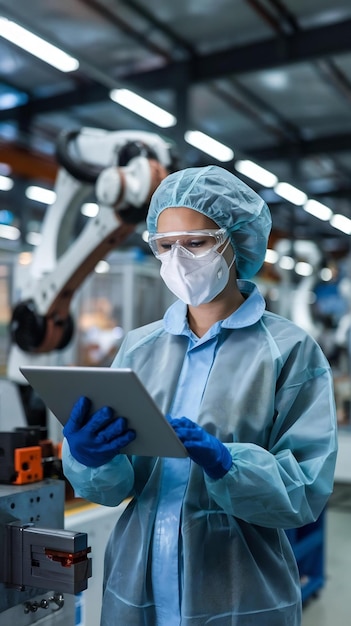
[{"xmin": 148, "ymin": 228, "xmax": 228, "ymax": 258}]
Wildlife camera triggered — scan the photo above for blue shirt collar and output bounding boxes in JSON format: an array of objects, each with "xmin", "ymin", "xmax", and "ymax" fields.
[{"xmin": 163, "ymin": 280, "xmax": 266, "ymax": 339}]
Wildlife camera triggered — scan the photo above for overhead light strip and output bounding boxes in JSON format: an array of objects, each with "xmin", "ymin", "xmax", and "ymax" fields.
[
  {"xmin": 26, "ymin": 231, "xmax": 42, "ymax": 246},
  {"xmin": 0, "ymin": 17, "xmax": 79, "ymax": 73},
  {"xmin": 0, "ymin": 174, "xmax": 14, "ymax": 191},
  {"xmin": 303, "ymin": 199, "xmax": 333, "ymax": 221},
  {"xmin": 25, "ymin": 186, "xmax": 56, "ymax": 204},
  {"xmin": 110, "ymin": 89, "xmax": 176, "ymax": 129},
  {"xmin": 185, "ymin": 130, "xmax": 234, "ymax": 162},
  {"xmin": 330, "ymin": 213, "xmax": 351, "ymax": 235},
  {"xmin": 235, "ymin": 160, "xmax": 277, "ymax": 187},
  {"xmin": 233, "ymin": 160, "xmax": 350, "ymax": 234},
  {"xmin": 81, "ymin": 203, "xmax": 99, "ymax": 218},
  {"xmin": 0, "ymin": 224, "xmax": 20, "ymax": 240},
  {"xmin": 264, "ymin": 249, "xmax": 279, "ymax": 264},
  {"xmin": 274, "ymin": 182, "xmax": 307, "ymax": 206}
]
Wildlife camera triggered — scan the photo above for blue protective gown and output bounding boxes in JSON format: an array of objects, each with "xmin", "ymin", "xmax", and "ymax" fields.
[{"xmin": 62, "ymin": 280, "xmax": 338, "ymax": 626}]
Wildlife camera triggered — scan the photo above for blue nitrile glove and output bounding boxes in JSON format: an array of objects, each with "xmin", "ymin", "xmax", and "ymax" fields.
[
  {"xmin": 167, "ymin": 416, "xmax": 232, "ymax": 479},
  {"xmin": 63, "ymin": 396, "xmax": 136, "ymax": 468}
]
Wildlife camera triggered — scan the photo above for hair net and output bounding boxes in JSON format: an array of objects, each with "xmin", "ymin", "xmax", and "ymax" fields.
[{"xmin": 147, "ymin": 165, "xmax": 272, "ymax": 279}]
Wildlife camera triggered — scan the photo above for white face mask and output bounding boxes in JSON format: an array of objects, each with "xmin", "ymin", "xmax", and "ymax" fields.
[{"xmin": 159, "ymin": 239, "xmax": 235, "ymax": 306}]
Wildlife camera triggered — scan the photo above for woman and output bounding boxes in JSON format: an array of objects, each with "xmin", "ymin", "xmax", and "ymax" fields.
[{"xmin": 62, "ymin": 165, "xmax": 338, "ymax": 625}]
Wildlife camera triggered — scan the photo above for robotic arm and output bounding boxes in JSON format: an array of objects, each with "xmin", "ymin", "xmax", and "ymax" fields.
[{"xmin": 8, "ymin": 128, "xmax": 175, "ymax": 382}]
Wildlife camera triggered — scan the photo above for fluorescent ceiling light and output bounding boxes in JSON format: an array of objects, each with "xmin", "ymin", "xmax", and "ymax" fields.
[
  {"xmin": 110, "ymin": 89, "xmax": 176, "ymax": 128},
  {"xmin": 330, "ymin": 213, "xmax": 351, "ymax": 235},
  {"xmin": 0, "ymin": 224, "xmax": 20, "ymax": 240},
  {"xmin": 264, "ymin": 249, "xmax": 279, "ymax": 264},
  {"xmin": 185, "ymin": 130, "xmax": 234, "ymax": 162},
  {"xmin": 95, "ymin": 260, "xmax": 110, "ymax": 274},
  {"xmin": 304, "ymin": 199, "xmax": 332, "ymax": 221},
  {"xmin": 295, "ymin": 261, "xmax": 313, "ymax": 277},
  {"xmin": 320, "ymin": 267, "xmax": 333, "ymax": 282},
  {"xmin": 279, "ymin": 255, "xmax": 295, "ymax": 270},
  {"xmin": 81, "ymin": 202, "xmax": 99, "ymax": 217},
  {"xmin": 0, "ymin": 174, "xmax": 14, "ymax": 191},
  {"xmin": 25, "ymin": 186, "xmax": 56, "ymax": 204},
  {"xmin": 235, "ymin": 160, "xmax": 278, "ymax": 187},
  {"xmin": 26, "ymin": 231, "xmax": 42, "ymax": 246},
  {"xmin": 274, "ymin": 182, "xmax": 307, "ymax": 206},
  {"xmin": 0, "ymin": 17, "xmax": 79, "ymax": 72}
]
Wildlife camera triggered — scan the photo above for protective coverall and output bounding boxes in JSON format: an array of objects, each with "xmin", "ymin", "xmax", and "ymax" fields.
[{"xmin": 62, "ymin": 279, "xmax": 338, "ymax": 626}]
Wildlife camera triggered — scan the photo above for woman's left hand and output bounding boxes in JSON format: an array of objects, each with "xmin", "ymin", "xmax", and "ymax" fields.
[{"xmin": 167, "ymin": 415, "xmax": 232, "ymax": 479}]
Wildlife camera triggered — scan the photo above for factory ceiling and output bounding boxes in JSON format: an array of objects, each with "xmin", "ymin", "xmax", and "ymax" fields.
[{"xmin": 0, "ymin": 0, "xmax": 351, "ymax": 261}]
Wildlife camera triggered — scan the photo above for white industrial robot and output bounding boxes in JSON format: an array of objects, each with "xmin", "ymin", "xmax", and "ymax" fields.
[{"xmin": 7, "ymin": 127, "xmax": 176, "ymax": 385}]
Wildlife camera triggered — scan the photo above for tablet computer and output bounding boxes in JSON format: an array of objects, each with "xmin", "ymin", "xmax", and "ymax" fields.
[{"xmin": 20, "ymin": 365, "xmax": 188, "ymax": 458}]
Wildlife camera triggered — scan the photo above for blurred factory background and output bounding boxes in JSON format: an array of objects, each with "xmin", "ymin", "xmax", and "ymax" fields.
[{"xmin": 0, "ymin": 2, "xmax": 350, "ymax": 625}]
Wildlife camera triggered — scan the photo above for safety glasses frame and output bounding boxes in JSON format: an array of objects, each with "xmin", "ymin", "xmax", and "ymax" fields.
[{"xmin": 148, "ymin": 228, "xmax": 228, "ymax": 259}]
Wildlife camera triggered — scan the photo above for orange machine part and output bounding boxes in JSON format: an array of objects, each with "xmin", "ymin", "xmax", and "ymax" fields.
[{"xmin": 13, "ymin": 446, "xmax": 43, "ymax": 485}]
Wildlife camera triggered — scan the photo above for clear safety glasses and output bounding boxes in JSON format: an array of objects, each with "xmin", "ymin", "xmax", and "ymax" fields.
[{"xmin": 148, "ymin": 228, "xmax": 228, "ymax": 259}]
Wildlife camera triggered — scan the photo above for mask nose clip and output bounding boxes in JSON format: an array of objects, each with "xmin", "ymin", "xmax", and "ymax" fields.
[{"xmin": 170, "ymin": 241, "xmax": 195, "ymax": 259}]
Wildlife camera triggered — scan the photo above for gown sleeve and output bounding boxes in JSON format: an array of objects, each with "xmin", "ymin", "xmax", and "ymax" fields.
[
  {"xmin": 62, "ymin": 438, "xmax": 134, "ymax": 506},
  {"xmin": 61, "ymin": 335, "xmax": 135, "ymax": 507},
  {"xmin": 205, "ymin": 336, "xmax": 338, "ymax": 528}
]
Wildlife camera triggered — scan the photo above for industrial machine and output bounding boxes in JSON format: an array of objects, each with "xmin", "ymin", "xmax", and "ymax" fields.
[
  {"xmin": 0, "ymin": 479, "xmax": 91, "ymax": 624},
  {"xmin": 0, "ymin": 127, "xmax": 176, "ymax": 624},
  {"xmin": 7, "ymin": 127, "xmax": 176, "ymax": 382}
]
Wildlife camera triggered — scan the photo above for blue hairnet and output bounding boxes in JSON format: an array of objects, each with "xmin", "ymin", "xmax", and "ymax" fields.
[{"xmin": 147, "ymin": 165, "xmax": 272, "ymax": 279}]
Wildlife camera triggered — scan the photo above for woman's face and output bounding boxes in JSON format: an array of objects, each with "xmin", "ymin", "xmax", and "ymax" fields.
[{"xmin": 157, "ymin": 207, "xmax": 234, "ymax": 265}]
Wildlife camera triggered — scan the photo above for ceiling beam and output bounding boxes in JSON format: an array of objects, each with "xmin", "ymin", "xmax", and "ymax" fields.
[
  {"xmin": 248, "ymin": 132, "xmax": 351, "ymax": 160},
  {"xmin": 0, "ymin": 82, "xmax": 109, "ymax": 122},
  {"xmin": 0, "ymin": 17, "xmax": 350, "ymax": 174},
  {"xmin": 1, "ymin": 17, "xmax": 350, "ymax": 125},
  {"xmin": 127, "ymin": 18, "xmax": 351, "ymax": 89}
]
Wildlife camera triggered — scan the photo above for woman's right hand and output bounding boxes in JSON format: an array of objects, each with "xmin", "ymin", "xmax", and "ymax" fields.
[{"xmin": 63, "ymin": 396, "xmax": 136, "ymax": 467}]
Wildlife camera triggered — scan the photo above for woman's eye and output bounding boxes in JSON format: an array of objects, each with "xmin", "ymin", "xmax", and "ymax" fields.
[
  {"xmin": 159, "ymin": 242, "xmax": 173, "ymax": 251},
  {"xmin": 188, "ymin": 239, "xmax": 205, "ymax": 248}
]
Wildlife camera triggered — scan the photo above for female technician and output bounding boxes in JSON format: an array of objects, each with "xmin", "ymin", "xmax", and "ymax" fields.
[{"xmin": 62, "ymin": 165, "xmax": 338, "ymax": 626}]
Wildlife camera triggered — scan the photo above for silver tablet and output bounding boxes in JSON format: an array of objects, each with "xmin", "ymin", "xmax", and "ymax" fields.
[{"xmin": 20, "ymin": 365, "xmax": 188, "ymax": 458}]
